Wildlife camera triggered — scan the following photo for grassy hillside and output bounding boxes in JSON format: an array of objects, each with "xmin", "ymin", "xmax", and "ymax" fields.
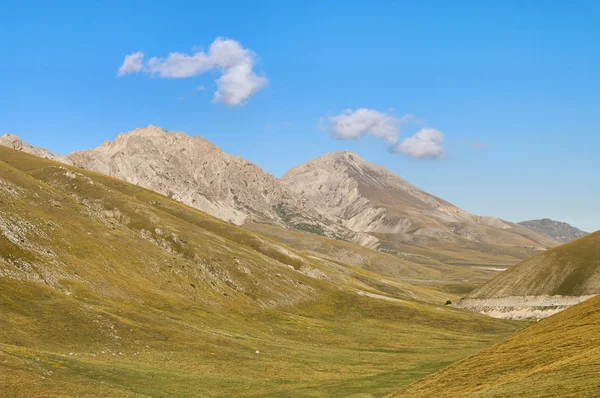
[
  {"xmin": 467, "ymin": 231, "xmax": 600, "ymax": 299},
  {"xmin": 246, "ymin": 222, "xmax": 518, "ymax": 296},
  {"xmin": 0, "ymin": 146, "xmax": 523, "ymax": 397},
  {"xmin": 391, "ymin": 294, "xmax": 600, "ymax": 397}
]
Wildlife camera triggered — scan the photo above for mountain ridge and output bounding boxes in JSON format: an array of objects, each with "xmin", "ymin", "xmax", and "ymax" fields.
[
  {"xmin": 282, "ymin": 149, "xmax": 557, "ymax": 257},
  {"xmin": 1, "ymin": 126, "xmax": 558, "ymax": 259},
  {"xmin": 518, "ymin": 218, "xmax": 589, "ymax": 243}
]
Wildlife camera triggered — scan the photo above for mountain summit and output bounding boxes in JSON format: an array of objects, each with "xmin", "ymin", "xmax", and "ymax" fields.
[
  {"xmin": 282, "ymin": 150, "xmax": 557, "ymax": 252},
  {"xmin": 1, "ymin": 126, "xmax": 557, "ymax": 259},
  {"xmin": 66, "ymin": 125, "xmax": 346, "ymax": 237}
]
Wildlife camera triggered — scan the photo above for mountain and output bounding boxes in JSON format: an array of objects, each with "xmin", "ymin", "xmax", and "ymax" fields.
[
  {"xmin": 0, "ymin": 146, "xmax": 522, "ymax": 396},
  {"xmin": 518, "ymin": 218, "xmax": 589, "ymax": 243},
  {"xmin": 457, "ymin": 230, "xmax": 600, "ymax": 319},
  {"xmin": 282, "ymin": 151, "xmax": 558, "ymax": 258},
  {"xmin": 393, "ymin": 294, "xmax": 600, "ymax": 397},
  {"xmin": 2, "ymin": 127, "xmax": 351, "ymax": 240},
  {"xmin": 67, "ymin": 125, "xmax": 349, "ymax": 235},
  {"xmin": 1, "ymin": 127, "xmax": 557, "ymax": 264}
]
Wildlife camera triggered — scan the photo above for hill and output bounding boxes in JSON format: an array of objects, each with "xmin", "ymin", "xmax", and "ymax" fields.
[
  {"xmin": 0, "ymin": 146, "xmax": 522, "ymax": 397},
  {"xmin": 457, "ymin": 231, "xmax": 600, "ymax": 319},
  {"xmin": 518, "ymin": 218, "xmax": 589, "ymax": 243},
  {"xmin": 392, "ymin": 294, "xmax": 600, "ymax": 397}
]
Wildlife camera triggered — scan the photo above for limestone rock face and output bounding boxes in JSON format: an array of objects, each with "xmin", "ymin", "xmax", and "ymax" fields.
[
  {"xmin": 65, "ymin": 126, "xmax": 344, "ymax": 237},
  {"xmin": 281, "ymin": 151, "xmax": 556, "ymax": 248},
  {"xmin": 1, "ymin": 127, "xmax": 556, "ymax": 252}
]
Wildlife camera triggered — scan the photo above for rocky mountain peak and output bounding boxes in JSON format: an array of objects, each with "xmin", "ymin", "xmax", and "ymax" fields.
[
  {"xmin": 283, "ymin": 151, "xmax": 556, "ymax": 249},
  {"xmin": 1, "ymin": 127, "xmax": 558, "ymax": 253},
  {"xmin": 62, "ymin": 127, "xmax": 348, "ymax": 238}
]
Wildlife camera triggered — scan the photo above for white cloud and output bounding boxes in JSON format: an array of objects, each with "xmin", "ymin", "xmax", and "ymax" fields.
[
  {"xmin": 117, "ymin": 38, "xmax": 267, "ymax": 106},
  {"xmin": 214, "ymin": 63, "xmax": 268, "ymax": 106},
  {"xmin": 196, "ymin": 85, "xmax": 206, "ymax": 91},
  {"xmin": 118, "ymin": 51, "xmax": 144, "ymax": 76},
  {"xmin": 146, "ymin": 52, "xmax": 212, "ymax": 78},
  {"xmin": 391, "ymin": 128, "xmax": 444, "ymax": 159},
  {"xmin": 324, "ymin": 108, "xmax": 413, "ymax": 144}
]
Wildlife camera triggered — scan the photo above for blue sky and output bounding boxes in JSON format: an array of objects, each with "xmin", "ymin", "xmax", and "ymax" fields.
[{"xmin": 2, "ymin": 1, "xmax": 599, "ymax": 231}]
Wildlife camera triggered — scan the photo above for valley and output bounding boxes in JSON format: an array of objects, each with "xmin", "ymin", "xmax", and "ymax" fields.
[
  {"xmin": 4, "ymin": 5, "xmax": 598, "ymax": 396},
  {"xmin": 0, "ymin": 146, "xmax": 524, "ymax": 397},
  {"xmin": 1, "ymin": 132, "xmax": 598, "ymax": 397}
]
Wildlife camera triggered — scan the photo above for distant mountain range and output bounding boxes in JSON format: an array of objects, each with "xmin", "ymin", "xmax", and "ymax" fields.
[
  {"xmin": 518, "ymin": 218, "xmax": 589, "ymax": 243},
  {"xmin": 1, "ymin": 126, "xmax": 558, "ymax": 263}
]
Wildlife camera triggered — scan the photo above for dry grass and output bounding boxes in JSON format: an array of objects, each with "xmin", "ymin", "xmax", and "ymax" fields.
[
  {"xmin": 391, "ymin": 294, "xmax": 600, "ymax": 397},
  {"xmin": 468, "ymin": 230, "xmax": 600, "ymax": 298}
]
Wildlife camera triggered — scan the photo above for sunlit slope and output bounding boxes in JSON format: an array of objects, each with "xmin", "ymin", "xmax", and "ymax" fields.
[
  {"xmin": 392, "ymin": 294, "xmax": 600, "ymax": 397},
  {"xmin": 0, "ymin": 147, "xmax": 522, "ymax": 397},
  {"xmin": 456, "ymin": 231, "xmax": 600, "ymax": 319},
  {"xmin": 467, "ymin": 231, "xmax": 600, "ymax": 298},
  {"xmin": 246, "ymin": 222, "xmax": 514, "ymax": 296},
  {"xmin": 282, "ymin": 151, "xmax": 558, "ymax": 265}
]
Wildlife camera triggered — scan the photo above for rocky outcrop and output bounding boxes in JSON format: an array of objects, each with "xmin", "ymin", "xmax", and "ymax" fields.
[{"xmin": 456, "ymin": 295, "xmax": 597, "ymax": 320}]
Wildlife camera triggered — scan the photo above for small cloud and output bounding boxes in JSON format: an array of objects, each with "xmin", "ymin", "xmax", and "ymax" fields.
[
  {"xmin": 213, "ymin": 62, "xmax": 268, "ymax": 106},
  {"xmin": 322, "ymin": 108, "xmax": 413, "ymax": 144},
  {"xmin": 391, "ymin": 128, "xmax": 445, "ymax": 159},
  {"xmin": 176, "ymin": 96, "xmax": 185, "ymax": 101},
  {"xmin": 118, "ymin": 51, "xmax": 144, "ymax": 76},
  {"xmin": 117, "ymin": 38, "xmax": 267, "ymax": 106},
  {"xmin": 196, "ymin": 85, "xmax": 206, "ymax": 91}
]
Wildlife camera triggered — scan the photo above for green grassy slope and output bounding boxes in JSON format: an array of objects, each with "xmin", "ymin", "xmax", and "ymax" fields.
[
  {"xmin": 467, "ymin": 231, "xmax": 600, "ymax": 298},
  {"xmin": 0, "ymin": 147, "xmax": 523, "ymax": 397},
  {"xmin": 391, "ymin": 294, "xmax": 600, "ymax": 397}
]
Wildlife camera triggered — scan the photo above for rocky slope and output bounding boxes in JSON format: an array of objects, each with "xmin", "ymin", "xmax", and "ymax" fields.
[
  {"xmin": 518, "ymin": 218, "xmax": 589, "ymax": 243},
  {"xmin": 1, "ymin": 128, "xmax": 557, "ymax": 260},
  {"xmin": 456, "ymin": 230, "xmax": 600, "ymax": 319},
  {"xmin": 282, "ymin": 151, "xmax": 557, "ymax": 252},
  {"xmin": 2, "ymin": 127, "xmax": 347, "ymax": 239},
  {"xmin": 68, "ymin": 126, "xmax": 330, "ymax": 229}
]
